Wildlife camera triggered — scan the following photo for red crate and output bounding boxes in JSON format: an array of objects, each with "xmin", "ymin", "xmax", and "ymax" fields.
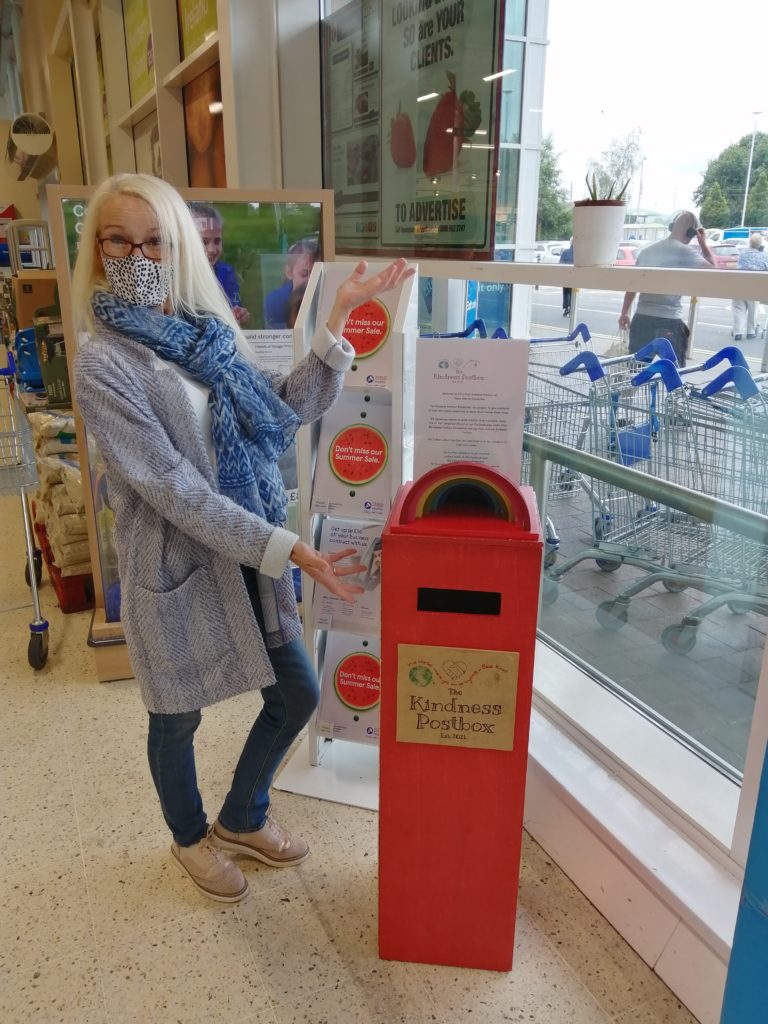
[{"xmin": 34, "ymin": 521, "xmax": 95, "ymax": 614}]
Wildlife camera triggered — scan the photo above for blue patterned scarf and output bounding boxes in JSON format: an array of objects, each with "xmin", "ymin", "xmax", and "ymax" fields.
[{"xmin": 92, "ymin": 291, "xmax": 300, "ymax": 527}]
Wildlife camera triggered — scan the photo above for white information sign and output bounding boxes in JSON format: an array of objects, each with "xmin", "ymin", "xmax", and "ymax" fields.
[{"xmin": 413, "ymin": 338, "xmax": 529, "ymax": 481}]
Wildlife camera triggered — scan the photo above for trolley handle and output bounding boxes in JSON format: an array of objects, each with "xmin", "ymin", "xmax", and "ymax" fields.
[
  {"xmin": 632, "ymin": 359, "xmax": 684, "ymax": 392},
  {"xmin": 634, "ymin": 338, "xmax": 678, "ymax": 363},
  {"xmin": 700, "ymin": 365, "xmax": 760, "ymax": 400},
  {"xmin": 1, "ymin": 350, "xmax": 16, "ymax": 377},
  {"xmin": 698, "ymin": 346, "xmax": 750, "ymax": 373},
  {"xmin": 559, "ymin": 350, "xmax": 605, "ymax": 382},
  {"xmin": 530, "ymin": 322, "xmax": 591, "ymax": 345},
  {"xmin": 421, "ymin": 318, "xmax": 488, "ymax": 339}
]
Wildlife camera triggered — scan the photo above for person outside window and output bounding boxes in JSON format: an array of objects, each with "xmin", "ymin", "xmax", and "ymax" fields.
[
  {"xmin": 558, "ymin": 238, "xmax": 573, "ymax": 316},
  {"xmin": 71, "ymin": 172, "xmax": 413, "ymax": 903},
  {"xmin": 618, "ymin": 211, "xmax": 715, "ymax": 366},
  {"xmin": 732, "ymin": 234, "xmax": 768, "ymax": 340}
]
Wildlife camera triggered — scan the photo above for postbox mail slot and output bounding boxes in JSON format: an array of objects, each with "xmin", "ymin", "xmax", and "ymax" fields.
[{"xmin": 416, "ymin": 587, "xmax": 501, "ymax": 615}]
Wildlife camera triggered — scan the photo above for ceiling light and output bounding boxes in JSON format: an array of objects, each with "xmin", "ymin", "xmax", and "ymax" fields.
[
  {"xmin": 483, "ymin": 69, "xmax": 516, "ymax": 82},
  {"xmin": 417, "ymin": 92, "xmax": 439, "ymax": 102}
]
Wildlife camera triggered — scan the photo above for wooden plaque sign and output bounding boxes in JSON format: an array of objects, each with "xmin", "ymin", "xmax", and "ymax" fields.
[{"xmin": 396, "ymin": 643, "xmax": 518, "ymax": 751}]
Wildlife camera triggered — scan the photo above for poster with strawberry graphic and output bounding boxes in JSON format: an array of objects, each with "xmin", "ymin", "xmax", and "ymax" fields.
[
  {"xmin": 322, "ymin": 0, "xmax": 502, "ymax": 256},
  {"xmin": 380, "ymin": 0, "xmax": 503, "ymax": 253}
]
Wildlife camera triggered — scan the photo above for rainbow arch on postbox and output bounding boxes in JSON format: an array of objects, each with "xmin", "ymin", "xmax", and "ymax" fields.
[{"xmin": 397, "ymin": 463, "xmax": 531, "ymax": 531}]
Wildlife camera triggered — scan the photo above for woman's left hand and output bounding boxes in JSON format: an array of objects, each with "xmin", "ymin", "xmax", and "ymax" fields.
[
  {"xmin": 290, "ymin": 542, "xmax": 366, "ymax": 603},
  {"xmin": 328, "ymin": 258, "xmax": 415, "ymax": 337}
]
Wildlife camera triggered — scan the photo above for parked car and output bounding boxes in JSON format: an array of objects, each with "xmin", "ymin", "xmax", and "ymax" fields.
[
  {"xmin": 710, "ymin": 243, "xmax": 744, "ymax": 270},
  {"xmin": 539, "ymin": 240, "xmax": 570, "ymax": 263},
  {"xmin": 614, "ymin": 245, "xmax": 638, "ymax": 266}
]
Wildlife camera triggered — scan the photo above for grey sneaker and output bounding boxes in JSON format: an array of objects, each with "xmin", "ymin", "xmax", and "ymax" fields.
[
  {"xmin": 171, "ymin": 827, "xmax": 249, "ymax": 902},
  {"xmin": 212, "ymin": 807, "xmax": 310, "ymax": 867}
]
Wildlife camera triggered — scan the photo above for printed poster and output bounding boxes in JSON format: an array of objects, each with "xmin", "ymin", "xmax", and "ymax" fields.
[
  {"xmin": 313, "ymin": 518, "xmax": 382, "ymax": 635},
  {"xmin": 133, "ymin": 110, "xmax": 162, "ymax": 178},
  {"xmin": 322, "ymin": 0, "xmax": 382, "ymax": 251},
  {"xmin": 311, "ymin": 389, "xmax": 393, "ymax": 521},
  {"xmin": 184, "ymin": 64, "xmax": 226, "ymax": 187},
  {"xmin": 413, "ymin": 337, "xmax": 528, "ymax": 481},
  {"xmin": 123, "ymin": 0, "xmax": 155, "ymax": 105},
  {"xmin": 177, "ymin": 0, "xmax": 218, "ymax": 58},
  {"xmin": 322, "ymin": 0, "xmax": 503, "ymax": 256},
  {"xmin": 317, "ymin": 632, "xmax": 381, "ymax": 744},
  {"xmin": 380, "ymin": 0, "xmax": 502, "ymax": 253},
  {"xmin": 315, "ymin": 260, "xmax": 409, "ymax": 389}
]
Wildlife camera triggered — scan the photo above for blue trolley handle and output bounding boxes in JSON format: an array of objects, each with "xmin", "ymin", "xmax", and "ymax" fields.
[
  {"xmin": 700, "ymin": 365, "xmax": 760, "ymax": 399},
  {"xmin": 633, "ymin": 338, "xmax": 678, "ymax": 363},
  {"xmin": 559, "ymin": 350, "xmax": 605, "ymax": 382},
  {"xmin": 696, "ymin": 346, "xmax": 750, "ymax": 373},
  {"xmin": 1, "ymin": 351, "xmax": 16, "ymax": 377},
  {"xmin": 530, "ymin": 321, "xmax": 591, "ymax": 345},
  {"xmin": 632, "ymin": 359, "xmax": 685, "ymax": 392},
  {"xmin": 420, "ymin": 318, "xmax": 488, "ymax": 339}
]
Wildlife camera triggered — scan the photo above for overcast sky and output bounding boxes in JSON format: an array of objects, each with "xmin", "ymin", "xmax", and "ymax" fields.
[{"xmin": 542, "ymin": 0, "xmax": 768, "ymax": 217}]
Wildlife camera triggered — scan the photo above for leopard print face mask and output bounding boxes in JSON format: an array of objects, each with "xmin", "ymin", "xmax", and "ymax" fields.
[{"xmin": 101, "ymin": 252, "xmax": 172, "ymax": 307}]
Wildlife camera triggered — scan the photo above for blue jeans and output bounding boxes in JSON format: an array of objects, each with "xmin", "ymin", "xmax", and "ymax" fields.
[{"xmin": 147, "ymin": 637, "xmax": 319, "ymax": 847}]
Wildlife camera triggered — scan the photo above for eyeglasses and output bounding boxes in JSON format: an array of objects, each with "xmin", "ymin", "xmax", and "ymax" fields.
[{"xmin": 97, "ymin": 235, "xmax": 166, "ymax": 261}]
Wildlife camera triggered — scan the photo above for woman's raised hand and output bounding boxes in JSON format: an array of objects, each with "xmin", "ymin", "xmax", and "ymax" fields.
[{"xmin": 328, "ymin": 258, "xmax": 415, "ymax": 338}]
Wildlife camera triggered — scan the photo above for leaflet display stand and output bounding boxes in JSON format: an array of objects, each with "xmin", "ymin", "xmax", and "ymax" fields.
[{"xmin": 275, "ymin": 260, "xmax": 417, "ymax": 807}]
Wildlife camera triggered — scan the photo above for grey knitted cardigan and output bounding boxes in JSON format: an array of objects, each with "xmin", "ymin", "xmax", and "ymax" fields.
[{"xmin": 74, "ymin": 321, "xmax": 354, "ymax": 714}]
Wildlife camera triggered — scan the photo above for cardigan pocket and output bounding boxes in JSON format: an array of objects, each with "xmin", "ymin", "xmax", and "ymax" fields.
[{"xmin": 134, "ymin": 566, "xmax": 226, "ymax": 693}]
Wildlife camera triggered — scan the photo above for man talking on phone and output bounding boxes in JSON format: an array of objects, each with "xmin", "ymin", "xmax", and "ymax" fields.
[{"xmin": 618, "ymin": 211, "xmax": 715, "ymax": 366}]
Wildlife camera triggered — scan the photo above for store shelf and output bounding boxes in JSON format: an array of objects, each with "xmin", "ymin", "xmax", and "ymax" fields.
[
  {"xmin": 162, "ymin": 32, "xmax": 220, "ymax": 89},
  {"xmin": 115, "ymin": 87, "xmax": 158, "ymax": 131}
]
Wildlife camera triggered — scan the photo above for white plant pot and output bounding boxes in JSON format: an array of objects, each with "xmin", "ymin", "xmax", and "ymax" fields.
[{"xmin": 571, "ymin": 201, "xmax": 627, "ymax": 266}]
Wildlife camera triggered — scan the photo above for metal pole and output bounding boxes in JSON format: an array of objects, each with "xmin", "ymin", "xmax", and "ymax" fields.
[
  {"xmin": 523, "ymin": 432, "xmax": 768, "ymax": 547},
  {"xmin": 741, "ymin": 113, "xmax": 762, "ymax": 228}
]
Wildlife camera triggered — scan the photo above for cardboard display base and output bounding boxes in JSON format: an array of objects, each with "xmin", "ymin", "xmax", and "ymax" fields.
[{"xmin": 274, "ymin": 734, "xmax": 379, "ymax": 811}]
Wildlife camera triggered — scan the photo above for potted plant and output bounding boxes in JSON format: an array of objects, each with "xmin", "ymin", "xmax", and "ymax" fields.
[{"xmin": 571, "ymin": 174, "xmax": 630, "ymax": 266}]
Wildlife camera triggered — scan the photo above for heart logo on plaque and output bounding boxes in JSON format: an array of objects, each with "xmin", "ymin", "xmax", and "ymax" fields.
[{"xmin": 442, "ymin": 661, "xmax": 467, "ymax": 681}]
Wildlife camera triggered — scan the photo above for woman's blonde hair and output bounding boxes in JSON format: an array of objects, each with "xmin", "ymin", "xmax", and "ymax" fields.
[{"xmin": 71, "ymin": 173, "xmax": 242, "ymax": 338}]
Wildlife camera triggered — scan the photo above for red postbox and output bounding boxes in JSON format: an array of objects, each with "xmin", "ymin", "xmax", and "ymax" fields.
[{"xmin": 378, "ymin": 463, "xmax": 542, "ymax": 972}]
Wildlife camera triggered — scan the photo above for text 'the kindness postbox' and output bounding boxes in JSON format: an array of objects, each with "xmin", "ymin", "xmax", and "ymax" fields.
[{"xmin": 379, "ymin": 463, "xmax": 542, "ymax": 972}]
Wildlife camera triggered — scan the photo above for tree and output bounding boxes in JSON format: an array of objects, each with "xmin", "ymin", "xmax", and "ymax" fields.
[
  {"xmin": 537, "ymin": 134, "xmax": 572, "ymax": 240},
  {"xmin": 693, "ymin": 133, "xmax": 768, "ymax": 224},
  {"xmin": 745, "ymin": 168, "xmax": 768, "ymax": 227},
  {"xmin": 700, "ymin": 182, "xmax": 731, "ymax": 228},
  {"xmin": 586, "ymin": 128, "xmax": 643, "ymax": 205}
]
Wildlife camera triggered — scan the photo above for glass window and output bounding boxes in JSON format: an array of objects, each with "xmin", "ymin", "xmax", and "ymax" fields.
[
  {"xmin": 531, "ymin": 0, "xmax": 768, "ymax": 786},
  {"xmin": 505, "ymin": 0, "xmax": 527, "ymax": 37},
  {"xmin": 495, "ymin": 146, "xmax": 519, "ymax": 244},
  {"xmin": 499, "ymin": 40, "xmax": 524, "ymax": 144}
]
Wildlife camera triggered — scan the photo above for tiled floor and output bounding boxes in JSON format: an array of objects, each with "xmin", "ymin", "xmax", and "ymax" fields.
[{"xmin": 0, "ymin": 494, "xmax": 700, "ymax": 1023}]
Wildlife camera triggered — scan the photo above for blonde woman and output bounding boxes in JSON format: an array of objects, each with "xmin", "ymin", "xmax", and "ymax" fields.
[{"xmin": 72, "ymin": 173, "xmax": 413, "ymax": 902}]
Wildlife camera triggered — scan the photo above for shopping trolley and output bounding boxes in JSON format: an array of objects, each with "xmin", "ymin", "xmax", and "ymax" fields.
[
  {"xmin": 547, "ymin": 349, "xmax": 766, "ymax": 646},
  {"xmin": 522, "ymin": 324, "xmax": 596, "ymax": 566},
  {"xmin": 531, "ymin": 337, "xmax": 679, "ymax": 583},
  {"xmin": 1, "ymin": 351, "xmax": 49, "ymax": 668},
  {"xmin": 605, "ymin": 359, "xmax": 768, "ymax": 653},
  {"xmin": 540, "ymin": 344, "xmax": 747, "ymax": 608}
]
